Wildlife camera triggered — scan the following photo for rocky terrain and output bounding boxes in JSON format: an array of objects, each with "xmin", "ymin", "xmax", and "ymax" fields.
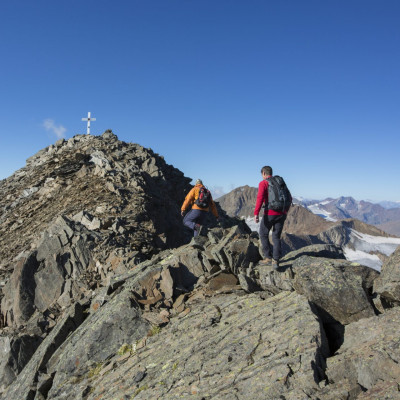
[{"xmin": 1, "ymin": 132, "xmax": 400, "ymax": 400}]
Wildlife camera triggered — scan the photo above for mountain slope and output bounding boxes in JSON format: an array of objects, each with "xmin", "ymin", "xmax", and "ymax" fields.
[
  {"xmin": 0, "ymin": 132, "xmax": 196, "ymax": 274},
  {"xmin": 216, "ymin": 185, "xmax": 258, "ymax": 217},
  {"xmin": 1, "ymin": 133, "xmax": 400, "ymax": 400}
]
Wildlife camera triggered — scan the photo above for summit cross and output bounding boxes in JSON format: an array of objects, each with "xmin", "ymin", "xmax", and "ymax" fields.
[{"xmin": 81, "ymin": 112, "xmax": 96, "ymax": 135}]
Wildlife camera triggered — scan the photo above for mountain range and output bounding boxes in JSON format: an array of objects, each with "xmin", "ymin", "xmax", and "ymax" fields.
[{"xmin": 216, "ymin": 186, "xmax": 400, "ymax": 236}]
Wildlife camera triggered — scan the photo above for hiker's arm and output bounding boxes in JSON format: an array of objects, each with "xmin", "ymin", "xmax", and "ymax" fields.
[
  {"xmin": 181, "ymin": 188, "xmax": 195, "ymax": 214},
  {"xmin": 210, "ymin": 199, "xmax": 219, "ymax": 219},
  {"xmin": 254, "ymin": 181, "xmax": 266, "ymax": 221}
]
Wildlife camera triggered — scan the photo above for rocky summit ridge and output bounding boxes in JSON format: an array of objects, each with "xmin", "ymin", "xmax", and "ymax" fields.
[{"xmin": 0, "ymin": 132, "xmax": 400, "ymax": 400}]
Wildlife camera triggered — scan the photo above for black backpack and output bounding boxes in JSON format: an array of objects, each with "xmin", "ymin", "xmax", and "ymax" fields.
[
  {"xmin": 195, "ymin": 186, "xmax": 211, "ymax": 208},
  {"xmin": 266, "ymin": 176, "xmax": 292, "ymax": 212}
]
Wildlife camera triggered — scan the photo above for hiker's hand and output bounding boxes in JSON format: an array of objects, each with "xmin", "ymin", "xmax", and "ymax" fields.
[
  {"xmin": 181, "ymin": 210, "xmax": 185, "ymax": 216},
  {"xmin": 255, "ymin": 215, "xmax": 259, "ymax": 223}
]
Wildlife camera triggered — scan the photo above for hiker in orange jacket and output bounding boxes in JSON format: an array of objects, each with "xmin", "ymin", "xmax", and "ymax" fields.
[{"xmin": 181, "ymin": 179, "xmax": 219, "ymax": 236}]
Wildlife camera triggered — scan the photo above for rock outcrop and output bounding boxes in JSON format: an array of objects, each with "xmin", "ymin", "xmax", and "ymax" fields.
[
  {"xmin": 374, "ymin": 245, "xmax": 400, "ymax": 307},
  {"xmin": 1, "ymin": 133, "xmax": 400, "ymax": 399}
]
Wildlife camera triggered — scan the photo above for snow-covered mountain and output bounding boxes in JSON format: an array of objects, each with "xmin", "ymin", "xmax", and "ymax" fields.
[
  {"xmin": 378, "ymin": 201, "xmax": 400, "ymax": 209},
  {"xmin": 298, "ymin": 196, "xmax": 400, "ymax": 236}
]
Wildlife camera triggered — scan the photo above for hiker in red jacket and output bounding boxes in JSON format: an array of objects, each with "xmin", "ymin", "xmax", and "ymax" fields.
[
  {"xmin": 181, "ymin": 179, "xmax": 219, "ymax": 237},
  {"xmin": 254, "ymin": 166, "xmax": 291, "ymax": 269}
]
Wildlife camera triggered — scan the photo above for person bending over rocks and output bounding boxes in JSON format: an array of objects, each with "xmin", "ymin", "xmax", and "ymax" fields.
[{"xmin": 181, "ymin": 179, "xmax": 219, "ymax": 236}]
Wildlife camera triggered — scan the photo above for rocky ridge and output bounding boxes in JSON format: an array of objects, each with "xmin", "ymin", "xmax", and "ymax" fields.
[{"xmin": 0, "ymin": 133, "xmax": 399, "ymax": 399}]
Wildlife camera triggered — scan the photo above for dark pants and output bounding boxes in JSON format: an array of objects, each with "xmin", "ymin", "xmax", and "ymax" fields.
[
  {"xmin": 183, "ymin": 209, "xmax": 208, "ymax": 237},
  {"xmin": 259, "ymin": 214, "xmax": 286, "ymax": 261}
]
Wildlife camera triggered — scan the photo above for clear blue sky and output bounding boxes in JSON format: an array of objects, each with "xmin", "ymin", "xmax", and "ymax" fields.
[{"xmin": 1, "ymin": 0, "xmax": 399, "ymax": 201}]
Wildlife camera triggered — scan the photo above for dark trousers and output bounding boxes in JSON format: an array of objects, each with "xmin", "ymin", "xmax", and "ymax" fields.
[
  {"xmin": 259, "ymin": 214, "xmax": 286, "ymax": 261},
  {"xmin": 183, "ymin": 209, "xmax": 207, "ymax": 237}
]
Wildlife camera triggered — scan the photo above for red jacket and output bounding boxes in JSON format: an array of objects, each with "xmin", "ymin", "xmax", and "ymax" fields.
[{"xmin": 254, "ymin": 177, "xmax": 287, "ymax": 216}]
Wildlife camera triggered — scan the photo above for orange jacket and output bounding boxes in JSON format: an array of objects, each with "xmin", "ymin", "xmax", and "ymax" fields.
[{"xmin": 181, "ymin": 184, "xmax": 219, "ymax": 218}]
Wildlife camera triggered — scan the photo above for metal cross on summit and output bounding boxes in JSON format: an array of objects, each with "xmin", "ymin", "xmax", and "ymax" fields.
[{"xmin": 81, "ymin": 112, "xmax": 96, "ymax": 135}]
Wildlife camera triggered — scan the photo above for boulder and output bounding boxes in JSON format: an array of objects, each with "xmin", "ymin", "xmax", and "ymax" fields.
[
  {"xmin": 45, "ymin": 287, "xmax": 150, "ymax": 399},
  {"xmin": 292, "ymin": 256, "xmax": 378, "ymax": 325},
  {"xmin": 0, "ymin": 334, "xmax": 42, "ymax": 390},
  {"xmin": 1, "ymin": 303, "xmax": 85, "ymax": 400},
  {"xmin": 374, "ymin": 245, "xmax": 400, "ymax": 307},
  {"xmin": 255, "ymin": 244, "xmax": 349, "ymax": 296},
  {"xmin": 1, "ymin": 216, "xmax": 95, "ymax": 329},
  {"xmin": 322, "ymin": 307, "xmax": 400, "ymax": 399},
  {"xmin": 1, "ymin": 253, "xmax": 39, "ymax": 327}
]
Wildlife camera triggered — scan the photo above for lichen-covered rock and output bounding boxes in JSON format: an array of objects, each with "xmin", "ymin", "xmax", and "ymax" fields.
[
  {"xmin": 53, "ymin": 291, "xmax": 329, "ymax": 400},
  {"xmin": 0, "ymin": 334, "xmax": 42, "ymax": 390},
  {"xmin": 254, "ymin": 245, "xmax": 378, "ymax": 327},
  {"xmin": 374, "ymin": 245, "xmax": 400, "ymax": 307},
  {"xmin": 1, "ymin": 252, "xmax": 39, "ymax": 327},
  {"xmin": 1, "ymin": 216, "xmax": 96, "ymax": 329},
  {"xmin": 292, "ymin": 256, "xmax": 378, "ymax": 325},
  {"xmin": 1, "ymin": 303, "xmax": 85, "ymax": 400},
  {"xmin": 45, "ymin": 287, "xmax": 150, "ymax": 399},
  {"xmin": 255, "ymin": 244, "xmax": 346, "ymax": 294},
  {"xmin": 323, "ymin": 307, "xmax": 400, "ymax": 399}
]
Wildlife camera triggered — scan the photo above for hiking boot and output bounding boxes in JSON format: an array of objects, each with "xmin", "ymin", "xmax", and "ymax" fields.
[
  {"xmin": 272, "ymin": 260, "xmax": 279, "ymax": 270},
  {"xmin": 194, "ymin": 224, "xmax": 202, "ymax": 235},
  {"xmin": 259, "ymin": 258, "xmax": 272, "ymax": 265}
]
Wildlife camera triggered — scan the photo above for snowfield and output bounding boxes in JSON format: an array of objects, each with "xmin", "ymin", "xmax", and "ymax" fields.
[
  {"xmin": 344, "ymin": 229, "xmax": 400, "ymax": 271},
  {"xmin": 306, "ymin": 204, "xmax": 337, "ymax": 221}
]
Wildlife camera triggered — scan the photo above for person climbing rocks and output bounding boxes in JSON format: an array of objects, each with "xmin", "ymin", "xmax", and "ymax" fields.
[
  {"xmin": 181, "ymin": 179, "xmax": 219, "ymax": 236},
  {"xmin": 254, "ymin": 166, "xmax": 292, "ymax": 270}
]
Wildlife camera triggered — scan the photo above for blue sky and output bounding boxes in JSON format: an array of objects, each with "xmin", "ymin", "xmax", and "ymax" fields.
[{"xmin": 1, "ymin": 1, "xmax": 399, "ymax": 201}]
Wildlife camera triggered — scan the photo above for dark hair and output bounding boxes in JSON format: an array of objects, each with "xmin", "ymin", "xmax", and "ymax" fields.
[{"xmin": 261, "ymin": 166, "xmax": 273, "ymax": 176}]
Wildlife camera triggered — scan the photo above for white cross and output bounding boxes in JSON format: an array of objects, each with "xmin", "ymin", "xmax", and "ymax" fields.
[{"xmin": 81, "ymin": 112, "xmax": 96, "ymax": 135}]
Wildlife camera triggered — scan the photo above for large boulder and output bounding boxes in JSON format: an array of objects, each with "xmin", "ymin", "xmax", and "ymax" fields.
[
  {"xmin": 321, "ymin": 307, "xmax": 400, "ymax": 399},
  {"xmin": 1, "ymin": 216, "xmax": 96, "ymax": 329},
  {"xmin": 292, "ymin": 256, "xmax": 378, "ymax": 325},
  {"xmin": 45, "ymin": 287, "xmax": 150, "ymax": 399},
  {"xmin": 374, "ymin": 245, "xmax": 400, "ymax": 307},
  {"xmin": 255, "ymin": 244, "xmax": 378, "ymax": 327},
  {"xmin": 1, "ymin": 253, "xmax": 39, "ymax": 327}
]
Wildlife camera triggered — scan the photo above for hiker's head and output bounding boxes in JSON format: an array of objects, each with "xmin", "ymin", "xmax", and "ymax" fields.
[
  {"xmin": 261, "ymin": 166, "xmax": 272, "ymax": 178},
  {"xmin": 195, "ymin": 179, "xmax": 203, "ymax": 185}
]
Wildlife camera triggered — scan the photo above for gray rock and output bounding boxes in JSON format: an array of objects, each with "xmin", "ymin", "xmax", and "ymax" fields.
[
  {"xmin": 323, "ymin": 307, "xmax": 400, "ymax": 399},
  {"xmin": 237, "ymin": 273, "xmax": 261, "ymax": 293},
  {"xmin": 0, "ymin": 334, "xmax": 42, "ymax": 390},
  {"xmin": 255, "ymin": 244, "xmax": 345, "ymax": 295},
  {"xmin": 292, "ymin": 256, "xmax": 377, "ymax": 325},
  {"xmin": 59, "ymin": 291, "xmax": 330, "ymax": 400},
  {"xmin": 1, "ymin": 302, "xmax": 84, "ymax": 400},
  {"xmin": 1, "ymin": 253, "xmax": 39, "ymax": 327},
  {"xmin": 374, "ymin": 245, "xmax": 400, "ymax": 307},
  {"xmin": 45, "ymin": 288, "xmax": 150, "ymax": 399}
]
